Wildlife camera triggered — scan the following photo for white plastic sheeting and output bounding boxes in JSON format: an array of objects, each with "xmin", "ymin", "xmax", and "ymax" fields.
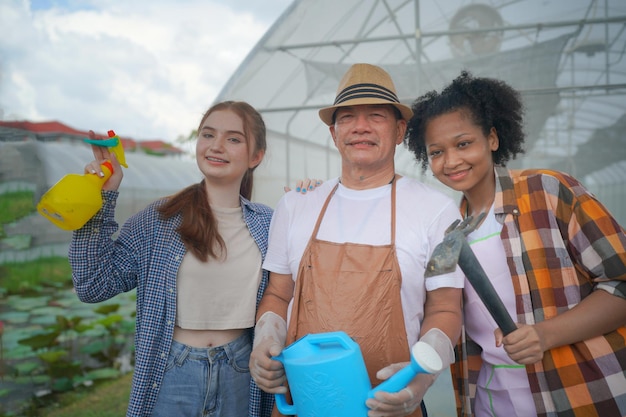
[
  {"xmin": 215, "ymin": 0, "xmax": 626, "ymax": 224},
  {"xmin": 38, "ymin": 142, "xmax": 200, "ymax": 193}
]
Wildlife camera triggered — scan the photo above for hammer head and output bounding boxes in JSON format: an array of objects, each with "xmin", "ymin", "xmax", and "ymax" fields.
[
  {"xmin": 424, "ymin": 234, "xmax": 464, "ymax": 277},
  {"xmin": 424, "ymin": 213, "xmax": 486, "ymax": 278}
]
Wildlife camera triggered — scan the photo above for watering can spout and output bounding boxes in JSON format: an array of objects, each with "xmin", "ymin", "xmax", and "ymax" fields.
[{"xmin": 368, "ymin": 340, "xmax": 442, "ymax": 398}]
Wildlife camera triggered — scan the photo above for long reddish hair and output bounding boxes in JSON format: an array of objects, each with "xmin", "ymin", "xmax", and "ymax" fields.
[{"xmin": 157, "ymin": 101, "xmax": 266, "ymax": 261}]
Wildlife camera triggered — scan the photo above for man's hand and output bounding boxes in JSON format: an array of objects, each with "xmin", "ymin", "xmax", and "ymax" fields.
[
  {"xmin": 366, "ymin": 365, "xmax": 434, "ymax": 417},
  {"xmin": 250, "ymin": 312, "xmax": 288, "ymax": 393}
]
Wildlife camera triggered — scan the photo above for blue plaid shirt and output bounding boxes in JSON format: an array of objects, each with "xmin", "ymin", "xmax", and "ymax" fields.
[{"xmin": 69, "ymin": 190, "xmax": 275, "ymax": 417}]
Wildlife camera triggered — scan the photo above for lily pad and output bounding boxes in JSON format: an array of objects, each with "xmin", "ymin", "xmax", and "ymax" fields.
[
  {"xmin": 0, "ymin": 310, "xmax": 29, "ymax": 324},
  {"xmin": 14, "ymin": 360, "xmax": 42, "ymax": 376},
  {"xmin": 79, "ymin": 326, "xmax": 109, "ymax": 338},
  {"xmin": 51, "ymin": 377, "xmax": 73, "ymax": 392},
  {"xmin": 3, "ymin": 344, "xmax": 37, "ymax": 360},
  {"xmin": 30, "ymin": 314, "xmax": 61, "ymax": 326},
  {"xmin": 5, "ymin": 294, "xmax": 51, "ymax": 311},
  {"xmin": 18, "ymin": 332, "xmax": 60, "ymax": 350},
  {"xmin": 80, "ymin": 339, "xmax": 113, "ymax": 355},
  {"xmin": 80, "ymin": 367, "xmax": 121, "ymax": 381},
  {"xmin": 31, "ymin": 305, "xmax": 67, "ymax": 316}
]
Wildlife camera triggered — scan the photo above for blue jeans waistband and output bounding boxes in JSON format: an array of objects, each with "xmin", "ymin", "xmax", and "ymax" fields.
[{"xmin": 169, "ymin": 331, "xmax": 252, "ymax": 362}]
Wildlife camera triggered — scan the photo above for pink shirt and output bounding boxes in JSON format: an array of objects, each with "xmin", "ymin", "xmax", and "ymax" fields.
[{"xmin": 464, "ymin": 207, "xmax": 536, "ymax": 417}]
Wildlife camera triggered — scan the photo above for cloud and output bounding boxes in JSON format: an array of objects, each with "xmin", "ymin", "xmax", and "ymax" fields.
[{"xmin": 0, "ymin": 0, "xmax": 291, "ymax": 142}]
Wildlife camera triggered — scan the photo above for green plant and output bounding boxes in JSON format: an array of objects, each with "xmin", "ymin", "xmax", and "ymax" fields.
[
  {"xmin": 18, "ymin": 316, "xmax": 93, "ymax": 394},
  {"xmin": 17, "ymin": 305, "xmax": 135, "ymax": 391},
  {"xmin": 0, "ymin": 250, "xmax": 137, "ymax": 416},
  {"xmin": 78, "ymin": 304, "xmax": 135, "ymax": 372},
  {"xmin": 8, "ymin": 301, "xmax": 135, "ymax": 417}
]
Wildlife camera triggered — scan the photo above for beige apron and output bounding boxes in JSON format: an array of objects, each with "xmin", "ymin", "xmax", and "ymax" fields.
[{"xmin": 273, "ymin": 179, "xmax": 422, "ymax": 417}]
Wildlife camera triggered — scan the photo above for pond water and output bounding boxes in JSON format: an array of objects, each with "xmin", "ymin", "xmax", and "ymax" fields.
[{"xmin": 0, "ymin": 287, "xmax": 136, "ymax": 416}]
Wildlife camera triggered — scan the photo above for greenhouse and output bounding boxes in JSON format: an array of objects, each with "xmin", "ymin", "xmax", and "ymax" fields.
[{"xmin": 218, "ymin": 0, "xmax": 626, "ymax": 225}]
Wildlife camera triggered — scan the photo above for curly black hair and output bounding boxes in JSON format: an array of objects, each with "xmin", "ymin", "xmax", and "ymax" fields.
[{"xmin": 405, "ymin": 70, "xmax": 526, "ymax": 171}]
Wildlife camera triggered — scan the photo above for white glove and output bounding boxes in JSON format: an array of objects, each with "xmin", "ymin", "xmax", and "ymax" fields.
[
  {"xmin": 368, "ymin": 328, "xmax": 454, "ymax": 416},
  {"xmin": 250, "ymin": 311, "xmax": 288, "ymax": 393},
  {"xmin": 375, "ymin": 328, "xmax": 454, "ymax": 382}
]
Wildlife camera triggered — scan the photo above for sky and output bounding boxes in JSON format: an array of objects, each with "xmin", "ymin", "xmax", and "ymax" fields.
[{"xmin": 0, "ymin": 0, "xmax": 293, "ymax": 143}]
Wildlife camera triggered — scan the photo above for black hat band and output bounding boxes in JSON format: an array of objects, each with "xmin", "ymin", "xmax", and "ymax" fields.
[{"xmin": 334, "ymin": 83, "xmax": 400, "ymax": 105}]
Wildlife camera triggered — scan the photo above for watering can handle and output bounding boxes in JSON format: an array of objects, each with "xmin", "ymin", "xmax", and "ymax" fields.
[
  {"xmin": 274, "ymin": 393, "xmax": 297, "ymax": 415},
  {"xmin": 305, "ymin": 331, "xmax": 354, "ymax": 350}
]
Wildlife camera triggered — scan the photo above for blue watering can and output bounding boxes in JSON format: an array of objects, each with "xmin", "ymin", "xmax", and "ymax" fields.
[{"xmin": 272, "ymin": 331, "xmax": 442, "ymax": 416}]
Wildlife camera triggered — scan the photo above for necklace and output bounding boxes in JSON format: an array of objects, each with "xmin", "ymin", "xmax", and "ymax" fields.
[{"xmin": 464, "ymin": 203, "xmax": 491, "ymax": 230}]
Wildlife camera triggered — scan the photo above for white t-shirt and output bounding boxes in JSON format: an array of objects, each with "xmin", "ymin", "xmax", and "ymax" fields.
[{"xmin": 263, "ymin": 176, "xmax": 465, "ymax": 346}]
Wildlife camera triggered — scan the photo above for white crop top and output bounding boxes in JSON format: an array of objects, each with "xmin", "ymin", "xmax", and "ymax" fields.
[{"xmin": 175, "ymin": 205, "xmax": 262, "ymax": 330}]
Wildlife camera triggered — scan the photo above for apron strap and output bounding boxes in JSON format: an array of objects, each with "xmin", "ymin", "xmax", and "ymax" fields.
[
  {"xmin": 311, "ymin": 183, "xmax": 339, "ymax": 238},
  {"xmin": 391, "ymin": 176, "xmax": 396, "ymax": 244}
]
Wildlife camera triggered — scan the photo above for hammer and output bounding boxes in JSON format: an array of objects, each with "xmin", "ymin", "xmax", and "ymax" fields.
[{"xmin": 424, "ymin": 214, "xmax": 517, "ymax": 336}]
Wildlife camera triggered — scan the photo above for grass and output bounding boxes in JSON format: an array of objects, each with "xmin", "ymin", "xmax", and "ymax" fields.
[
  {"xmin": 0, "ymin": 192, "xmax": 72, "ymax": 296},
  {"xmin": 0, "ymin": 190, "xmax": 35, "ymax": 237},
  {"xmin": 38, "ymin": 372, "xmax": 133, "ymax": 417},
  {"xmin": 1, "ymin": 257, "xmax": 73, "ymax": 295}
]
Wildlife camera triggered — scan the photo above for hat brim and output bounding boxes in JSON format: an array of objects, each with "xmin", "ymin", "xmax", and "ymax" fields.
[{"xmin": 318, "ymin": 98, "xmax": 414, "ymax": 126}]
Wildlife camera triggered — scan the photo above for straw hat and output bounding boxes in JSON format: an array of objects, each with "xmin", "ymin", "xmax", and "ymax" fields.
[{"xmin": 318, "ymin": 63, "xmax": 413, "ymax": 126}]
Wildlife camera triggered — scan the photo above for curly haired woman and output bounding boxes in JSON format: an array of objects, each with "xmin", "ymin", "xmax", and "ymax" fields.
[{"xmin": 405, "ymin": 71, "xmax": 626, "ymax": 417}]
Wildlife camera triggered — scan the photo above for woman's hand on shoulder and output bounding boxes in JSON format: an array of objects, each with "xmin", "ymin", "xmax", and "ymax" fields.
[{"xmin": 284, "ymin": 179, "xmax": 323, "ymax": 193}]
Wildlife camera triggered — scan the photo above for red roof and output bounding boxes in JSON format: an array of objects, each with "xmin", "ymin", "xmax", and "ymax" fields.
[
  {"xmin": 138, "ymin": 140, "xmax": 184, "ymax": 154},
  {"xmin": 0, "ymin": 120, "xmax": 154, "ymax": 152},
  {"xmin": 0, "ymin": 120, "xmax": 86, "ymax": 136},
  {"xmin": 0, "ymin": 120, "xmax": 185, "ymax": 154}
]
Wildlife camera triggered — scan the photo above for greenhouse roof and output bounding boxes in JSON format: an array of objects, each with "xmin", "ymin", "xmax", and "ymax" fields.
[{"xmin": 215, "ymin": 0, "xmax": 626, "ymax": 185}]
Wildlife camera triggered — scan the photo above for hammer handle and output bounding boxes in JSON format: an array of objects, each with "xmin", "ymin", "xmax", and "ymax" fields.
[{"xmin": 458, "ymin": 242, "xmax": 518, "ymax": 336}]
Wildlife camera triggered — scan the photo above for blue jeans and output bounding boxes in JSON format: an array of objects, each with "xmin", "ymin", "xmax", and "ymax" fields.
[{"xmin": 152, "ymin": 331, "xmax": 252, "ymax": 417}]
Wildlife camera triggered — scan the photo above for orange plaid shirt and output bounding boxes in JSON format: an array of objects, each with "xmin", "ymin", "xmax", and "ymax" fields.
[{"xmin": 452, "ymin": 166, "xmax": 626, "ymax": 417}]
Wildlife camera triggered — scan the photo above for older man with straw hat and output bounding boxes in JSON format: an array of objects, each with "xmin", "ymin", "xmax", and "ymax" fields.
[{"xmin": 250, "ymin": 63, "xmax": 464, "ymax": 417}]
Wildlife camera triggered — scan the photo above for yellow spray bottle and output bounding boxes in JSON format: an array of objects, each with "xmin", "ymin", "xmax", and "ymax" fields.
[{"xmin": 37, "ymin": 130, "xmax": 128, "ymax": 231}]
